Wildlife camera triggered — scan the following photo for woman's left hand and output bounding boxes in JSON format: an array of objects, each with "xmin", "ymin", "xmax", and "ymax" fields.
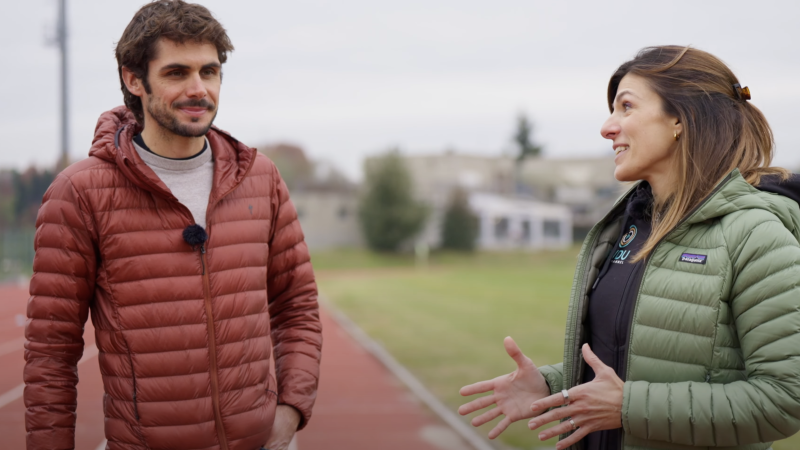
[{"xmin": 527, "ymin": 344, "xmax": 624, "ymax": 450}]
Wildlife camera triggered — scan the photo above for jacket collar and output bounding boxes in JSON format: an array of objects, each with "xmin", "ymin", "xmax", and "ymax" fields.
[
  {"xmin": 88, "ymin": 106, "xmax": 257, "ymax": 205},
  {"xmin": 606, "ymin": 169, "xmax": 800, "ymax": 240}
]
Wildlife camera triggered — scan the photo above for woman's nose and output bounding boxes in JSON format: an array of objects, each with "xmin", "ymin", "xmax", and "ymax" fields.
[{"xmin": 600, "ymin": 115, "xmax": 620, "ymax": 140}]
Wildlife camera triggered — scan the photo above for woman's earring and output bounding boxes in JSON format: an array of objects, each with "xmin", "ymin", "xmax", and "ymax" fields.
[{"xmin": 674, "ymin": 131, "xmax": 680, "ymax": 141}]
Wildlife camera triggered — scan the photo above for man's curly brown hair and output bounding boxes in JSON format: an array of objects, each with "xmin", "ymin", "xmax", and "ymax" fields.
[{"xmin": 115, "ymin": 0, "xmax": 234, "ymax": 124}]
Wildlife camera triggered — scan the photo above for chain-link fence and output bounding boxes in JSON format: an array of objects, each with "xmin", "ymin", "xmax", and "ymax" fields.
[{"xmin": 0, "ymin": 227, "xmax": 35, "ymax": 282}]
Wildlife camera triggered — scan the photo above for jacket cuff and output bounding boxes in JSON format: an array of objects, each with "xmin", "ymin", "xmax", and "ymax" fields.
[
  {"xmin": 277, "ymin": 367, "xmax": 319, "ymax": 430},
  {"xmin": 538, "ymin": 363, "xmax": 563, "ymax": 395},
  {"xmin": 621, "ymin": 380, "xmax": 643, "ymax": 437}
]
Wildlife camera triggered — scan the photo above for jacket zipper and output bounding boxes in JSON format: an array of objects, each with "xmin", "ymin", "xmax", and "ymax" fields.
[
  {"xmin": 614, "ymin": 263, "xmax": 640, "ymax": 375},
  {"xmin": 117, "ymin": 126, "xmax": 261, "ymax": 449},
  {"xmin": 199, "ymin": 243, "xmax": 229, "ymax": 450},
  {"xmin": 618, "ymin": 173, "xmax": 735, "ymax": 449},
  {"xmin": 566, "ymin": 189, "xmax": 634, "ymax": 391},
  {"xmin": 195, "ymin": 154, "xmax": 257, "ymax": 450}
]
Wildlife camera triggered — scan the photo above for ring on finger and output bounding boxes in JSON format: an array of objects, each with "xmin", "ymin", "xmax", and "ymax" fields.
[
  {"xmin": 570, "ymin": 418, "xmax": 578, "ymax": 430},
  {"xmin": 561, "ymin": 389, "xmax": 570, "ymax": 406}
]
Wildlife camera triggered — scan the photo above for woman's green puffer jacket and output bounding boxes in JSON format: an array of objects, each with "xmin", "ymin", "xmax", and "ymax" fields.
[{"xmin": 539, "ymin": 169, "xmax": 800, "ymax": 450}]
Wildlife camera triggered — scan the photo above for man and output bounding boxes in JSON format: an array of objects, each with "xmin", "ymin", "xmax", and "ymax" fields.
[{"xmin": 23, "ymin": 2, "xmax": 322, "ymax": 449}]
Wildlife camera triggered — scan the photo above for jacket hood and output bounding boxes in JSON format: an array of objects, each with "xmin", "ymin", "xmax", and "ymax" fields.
[
  {"xmin": 685, "ymin": 169, "xmax": 800, "ymax": 241},
  {"xmin": 756, "ymin": 173, "xmax": 800, "ymax": 206},
  {"xmin": 87, "ymin": 106, "xmax": 258, "ymax": 204},
  {"xmin": 88, "ymin": 105, "xmax": 142, "ymax": 163}
]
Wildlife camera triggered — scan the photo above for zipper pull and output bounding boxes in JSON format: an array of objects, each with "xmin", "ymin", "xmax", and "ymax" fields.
[{"xmin": 200, "ymin": 244, "xmax": 206, "ymax": 275}]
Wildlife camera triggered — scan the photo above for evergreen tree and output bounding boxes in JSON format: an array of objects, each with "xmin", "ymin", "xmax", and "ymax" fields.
[
  {"xmin": 358, "ymin": 151, "xmax": 428, "ymax": 252},
  {"xmin": 514, "ymin": 113, "xmax": 542, "ymax": 161},
  {"xmin": 440, "ymin": 187, "xmax": 479, "ymax": 251}
]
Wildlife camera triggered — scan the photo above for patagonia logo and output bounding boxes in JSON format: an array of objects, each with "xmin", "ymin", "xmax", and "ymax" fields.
[{"xmin": 680, "ymin": 253, "xmax": 707, "ymax": 265}]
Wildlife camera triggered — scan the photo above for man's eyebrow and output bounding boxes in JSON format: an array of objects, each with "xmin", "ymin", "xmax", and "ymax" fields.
[
  {"xmin": 157, "ymin": 62, "xmax": 221, "ymax": 71},
  {"xmin": 159, "ymin": 63, "xmax": 191, "ymax": 72}
]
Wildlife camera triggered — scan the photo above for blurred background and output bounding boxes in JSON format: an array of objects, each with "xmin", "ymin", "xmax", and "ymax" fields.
[{"xmin": 1, "ymin": 1, "xmax": 799, "ymax": 449}]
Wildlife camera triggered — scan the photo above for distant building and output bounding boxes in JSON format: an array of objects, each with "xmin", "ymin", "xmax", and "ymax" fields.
[
  {"xmin": 258, "ymin": 144, "xmax": 362, "ymax": 250},
  {"xmin": 367, "ymin": 151, "xmax": 572, "ymax": 250},
  {"xmin": 470, "ymin": 193, "xmax": 572, "ymax": 250},
  {"xmin": 519, "ymin": 156, "xmax": 626, "ymax": 240}
]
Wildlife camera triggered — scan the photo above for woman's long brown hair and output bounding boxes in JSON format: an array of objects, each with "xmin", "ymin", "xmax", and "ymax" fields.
[{"xmin": 608, "ymin": 46, "xmax": 789, "ymax": 262}]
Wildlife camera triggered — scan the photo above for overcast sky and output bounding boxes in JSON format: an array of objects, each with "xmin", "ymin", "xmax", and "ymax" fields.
[{"xmin": 2, "ymin": 0, "xmax": 799, "ymax": 180}]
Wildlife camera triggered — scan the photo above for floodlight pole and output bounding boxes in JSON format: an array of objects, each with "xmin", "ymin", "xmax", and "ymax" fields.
[{"xmin": 57, "ymin": 0, "xmax": 69, "ymax": 168}]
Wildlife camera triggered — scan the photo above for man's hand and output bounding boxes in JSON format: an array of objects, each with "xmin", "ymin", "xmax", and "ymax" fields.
[
  {"xmin": 458, "ymin": 337, "xmax": 551, "ymax": 439},
  {"xmin": 264, "ymin": 405, "xmax": 301, "ymax": 450}
]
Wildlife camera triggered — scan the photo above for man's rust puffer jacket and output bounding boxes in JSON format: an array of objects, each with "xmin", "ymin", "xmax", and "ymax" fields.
[{"xmin": 23, "ymin": 107, "xmax": 322, "ymax": 450}]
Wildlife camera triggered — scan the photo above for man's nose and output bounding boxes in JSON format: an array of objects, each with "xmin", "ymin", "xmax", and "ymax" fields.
[{"xmin": 185, "ymin": 72, "xmax": 207, "ymax": 98}]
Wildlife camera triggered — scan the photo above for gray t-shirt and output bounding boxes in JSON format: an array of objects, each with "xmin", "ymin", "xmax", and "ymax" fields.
[{"xmin": 132, "ymin": 138, "xmax": 214, "ymax": 229}]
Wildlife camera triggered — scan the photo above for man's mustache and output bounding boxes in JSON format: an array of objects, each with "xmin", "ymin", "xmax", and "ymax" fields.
[{"xmin": 173, "ymin": 99, "xmax": 215, "ymax": 110}]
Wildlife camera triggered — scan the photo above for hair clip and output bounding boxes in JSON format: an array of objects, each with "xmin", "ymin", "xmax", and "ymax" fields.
[{"xmin": 733, "ymin": 83, "xmax": 751, "ymax": 101}]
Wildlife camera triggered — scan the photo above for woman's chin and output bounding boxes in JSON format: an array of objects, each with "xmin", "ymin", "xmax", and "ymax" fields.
[{"xmin": 613, "ymin": 166, "xmax": 637, "ymax": 182}]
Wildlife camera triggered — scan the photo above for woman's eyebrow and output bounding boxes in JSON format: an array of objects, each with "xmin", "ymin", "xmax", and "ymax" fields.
[{"xmin": 614, "ymin": 89, "xmax": 638, "ymax": 103}]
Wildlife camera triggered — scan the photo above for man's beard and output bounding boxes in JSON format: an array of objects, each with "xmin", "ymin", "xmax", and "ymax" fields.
[{"xmin": 146, "ymin": 96, "xmax": 217, "ymax": 138}]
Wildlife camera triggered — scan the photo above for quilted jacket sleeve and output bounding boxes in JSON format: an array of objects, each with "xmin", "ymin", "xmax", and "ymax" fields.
[
  {"xmin": 538, "ymin": 363, "xmax": 564, "ymax": 395},
  {"xmin": 622, "ymin": 218, "xmax": 800, "ymax": 446},
  {"xmin": 266, "ymin": 165, "xmax": 323, "ymax": 430},
  {"xmin": 23, "ymin": 174, "xmax": 97, "ymax": 450}
]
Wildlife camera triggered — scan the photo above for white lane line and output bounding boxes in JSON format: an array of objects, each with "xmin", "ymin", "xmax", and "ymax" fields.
[
  {"xmin": 0, "ymin": 384, "xmax": 24, "ymax": 411},
  {"xmin": 0, "ymin": 337, "xmax": 26, "ymax": 358},
  {"xmin": 0, "ymin": 343, "xmax": 98, "ymax": 410},
  {"xmin": 324, "ymin": 303, "xmax": 495, "ymax": 450},
  {"xmin": 95, "ymin": 439, "xmax": 107, "ymax": 450}
]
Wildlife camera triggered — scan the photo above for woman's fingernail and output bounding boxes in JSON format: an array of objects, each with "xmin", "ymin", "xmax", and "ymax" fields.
[
  {"xmin": 529, "ymin": 422, "xmax": 536, "ymax": 429},
  {"xmin": 531, "ymin": 404, "xmax": 539, "ymax": 410},
  {"xmin": 539, "ymin": 433, "xmax": 546, "ymax": 440}
]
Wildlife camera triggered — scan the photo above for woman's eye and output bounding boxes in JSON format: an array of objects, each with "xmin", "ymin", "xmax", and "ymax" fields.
[{"xmin": 622, "ymin": 102, "xmax": 632, "ymax": 111}]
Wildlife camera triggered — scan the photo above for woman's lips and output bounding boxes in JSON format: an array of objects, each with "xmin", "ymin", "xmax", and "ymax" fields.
[{"xmin": 614, "ymin": 146, "xmax": 629, "ymax": 162}]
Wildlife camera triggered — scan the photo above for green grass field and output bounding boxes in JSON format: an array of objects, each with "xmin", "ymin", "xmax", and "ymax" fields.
[{"xmin": 312, "ymin": 248, "xmax": 800, "ymax": 450}]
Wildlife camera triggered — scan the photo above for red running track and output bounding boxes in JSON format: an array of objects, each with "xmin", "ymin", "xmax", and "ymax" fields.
[{"xmin": 0, "ymin": 285, "xmax": 472, "ymax": 450}]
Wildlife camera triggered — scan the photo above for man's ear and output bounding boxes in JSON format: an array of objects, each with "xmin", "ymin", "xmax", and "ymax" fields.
[{"xmin": 121, "ymin": 67, "xmax": 146, "ymax": 97}]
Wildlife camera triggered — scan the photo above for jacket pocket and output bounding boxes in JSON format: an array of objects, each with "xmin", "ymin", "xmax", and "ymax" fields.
[
  {"xmin": 128, "ymin": 352, "xmax": 142, "ymax": 422},
  {"xmin": 266, "ymin": 372, "xmax": 278, "ymax": 399}
]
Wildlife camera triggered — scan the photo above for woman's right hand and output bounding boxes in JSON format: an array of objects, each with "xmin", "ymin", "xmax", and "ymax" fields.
[{"xmin": 458, "ymin": 336, "xmax": 551, "ymax": 439}]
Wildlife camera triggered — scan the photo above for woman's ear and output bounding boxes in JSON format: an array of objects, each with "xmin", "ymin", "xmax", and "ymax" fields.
[{"xmin": 674, "ymin": 118, "xmax": 683, "ymax": 140}]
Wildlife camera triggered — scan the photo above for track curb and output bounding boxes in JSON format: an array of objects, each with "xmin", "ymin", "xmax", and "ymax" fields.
[{"xmin": 321, "ymin": 299, "xmax": 499, "ymax": 450}]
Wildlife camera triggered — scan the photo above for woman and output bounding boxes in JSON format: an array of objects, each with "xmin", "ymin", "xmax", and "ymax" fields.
[{"xmin": 458, "ymin": 46, "xmax": 800, "ymax": 450}]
